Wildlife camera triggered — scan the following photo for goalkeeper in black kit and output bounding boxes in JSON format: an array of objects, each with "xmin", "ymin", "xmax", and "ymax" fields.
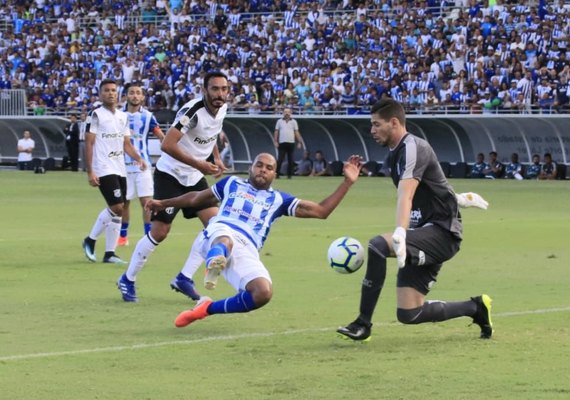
[{"xmin": 337, "ymin": 99, "xmax": 493, "ymax": 342}]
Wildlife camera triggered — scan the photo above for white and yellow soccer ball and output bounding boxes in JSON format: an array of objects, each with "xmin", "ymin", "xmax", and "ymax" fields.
[{"xmin": 327, "ymin": 237, "xmax": 365, "ymax": 274}]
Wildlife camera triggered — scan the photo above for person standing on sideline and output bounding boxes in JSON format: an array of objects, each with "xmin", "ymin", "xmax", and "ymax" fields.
[
  {"xmin": 274, "ymin": 107, "xmax": 304, "ymax": 179},
  {"xmin": 78, "ymin": 112, "xmax": 87, "ymax": 171},
  {"xmin": 117, "ymin": 71, "xmax": 229, "ymax": 302},
  {"xmin": 336, "ymin": 99, "xmax": 493, "ymax": 342},
  {"xmin": 118, "ymin": 82, "xmax": 165, "ymax": 247},
  {"xmin": 17, "ymin": 130, "xmax": 35, "ymax": 170},
  {"xmin": 143, "ymin": 153, "xmax": 362, "ymax": 327},
  {"xmin": 82, "ymin": 79, "xmax": 147, "ymax": 264},
  {"xmin": 64, "ymin": 114, "xmax": 80, "ymax": 171}
]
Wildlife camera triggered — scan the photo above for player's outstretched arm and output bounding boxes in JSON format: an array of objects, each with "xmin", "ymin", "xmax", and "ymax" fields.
[
  {"xmin": 145, "ymin": 189, "xmax": 217, "ymax": 213},
  {"xmin": 294, "ymin": 155, "xmax": 362, "ymax": 219}
]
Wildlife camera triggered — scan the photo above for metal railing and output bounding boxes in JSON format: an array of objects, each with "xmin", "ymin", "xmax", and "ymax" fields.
[
  {"xmin": 22, "ymin": 104, "xmax": 570, "ymax": 119},
  {"xmin": 0, "ymin": 90, "xmax": 26, "ymax": 116},
  {"xmin": 0, "ymin": 3, "xmax": 468, "ymax": 34}
]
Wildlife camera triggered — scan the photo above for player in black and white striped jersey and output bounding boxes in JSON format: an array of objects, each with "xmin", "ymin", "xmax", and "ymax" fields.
[{"xmin": 117, "ymin": 72, "xmax": 230, "ymax": 303}]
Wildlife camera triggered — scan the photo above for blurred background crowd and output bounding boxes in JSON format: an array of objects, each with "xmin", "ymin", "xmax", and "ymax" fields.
[{"xmin": 0, "ymin": 0, "xmax": 569, "ymax": 116}]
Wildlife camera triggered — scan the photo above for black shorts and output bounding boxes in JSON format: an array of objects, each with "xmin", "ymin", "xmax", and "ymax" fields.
[
  {"xmin": 151, "ymin": 168, "xmax": 211, "ymax": 224},
  {"xmin": 397, "ymin": 224, "xmax": 461, "ymax": 295},
  {"xmin": 98, "ymin": 174, "xmax": 127, "ymax": 206}
]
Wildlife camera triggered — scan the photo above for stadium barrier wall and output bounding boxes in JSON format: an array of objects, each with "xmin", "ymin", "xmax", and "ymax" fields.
[{"xmin": 1, "ymin": 115, "xmax": 568, "ymax": 178}]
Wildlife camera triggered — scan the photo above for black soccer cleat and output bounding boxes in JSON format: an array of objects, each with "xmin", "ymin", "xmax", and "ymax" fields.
[
  {"xmin": 471, "ymin": 294, "xmax": 494, "ymax": 339},
  {"xmin": 336, "ymin": 319, "xmax": 372, "ymax": 342},
  {"xmin": 82, "ymin": 237, "xmax": 96, "ymax": 262}
]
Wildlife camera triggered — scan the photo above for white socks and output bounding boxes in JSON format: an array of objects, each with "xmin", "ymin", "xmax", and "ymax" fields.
[
  {"xmin": 126, "ymin": 233, "xmax": 158, "ymax": 281},
  {"xmin": 89, "ymin": 208, "xmax": 115, "ymax": 240},
  {"xmin": 105, "ymin": 216, "xmax": 122, "ymax": 252},
  {"xmin": 180, "ymin": 234, "xmax": 206, "ymax": 280},
  {"xmin": 88, "ymin": 208, "xmax": 122, "ymax": 253}
]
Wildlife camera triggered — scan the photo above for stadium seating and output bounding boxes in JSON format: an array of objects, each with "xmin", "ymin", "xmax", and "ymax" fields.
[{"xmin": 0, "ymin": 1, "xmax": 568, "ymax": 117}]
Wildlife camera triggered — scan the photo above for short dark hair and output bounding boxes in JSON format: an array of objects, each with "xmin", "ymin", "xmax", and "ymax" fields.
[
  {"xmin": 99, "ymin": 78, "xmax": 117, "ymax": 90},
  {"xmin": 370, "ymin": 99, "xmax": 406, "ymax": 126},
  {"xmin": 203, "ymin": 71, "xmax": 228, "ymax": 88},
  {"xmin": 489, "ymin": 151, "xmax": 497, "ymax": 157},
  {"xmin": 544, "ymin": 152, "xmax": 552, "ymax": 159},
  {"xmin": 125, "ymin": 81, "xmax": 144, "ymax": 93}
]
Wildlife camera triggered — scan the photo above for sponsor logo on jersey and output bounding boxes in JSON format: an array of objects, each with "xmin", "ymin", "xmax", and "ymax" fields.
[
  {"xmin": 102, "ymin": 132, "xmax": 124, "ymax": 139},
  {"xmin": 228, "ymin": 191, "xmax": 272, "ymax": 210},
  {"xmin": 165, "ymin": 207, "xmax": 175, "ymax": 215},
  {"xmin": 108, "ymin": 150, "xmax": 124, "ymax": 158},
  {"xmin": 193, "ymin": 136, "xmax": 217, "ymax": 145},
  {"xmin": 410, "ymin": 209, "xmax": 422, "ymax": 225}
]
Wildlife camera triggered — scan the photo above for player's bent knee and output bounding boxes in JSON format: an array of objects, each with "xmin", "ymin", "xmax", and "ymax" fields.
[
  {"xmin": 369, "ymin": 235, "xmax": 390, "ymax": 258},
  {"xmin": 150, "ymin": 222, "xmax": 170, "ymax": 242},
  {"xmin": 396, "ymin": 307, "xmax": 423, "ymax": 324},
  {"xmin": 248, "ymin": 279, "xmax": 273, "ymax": 308},
  {"xmin": 252, "ymin": 286, "xmax": 273, "ymax": 307},
  {"xmin": 110, "ymin": 204, "xmax": 124, "ymax": 217}
]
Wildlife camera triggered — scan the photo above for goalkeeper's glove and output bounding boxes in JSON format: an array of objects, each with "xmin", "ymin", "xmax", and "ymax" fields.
[
  {"xmin": 392, "ymin": 227, "xmax": 407, "ymax": 268},
  {"xmin": 456, "ymin": 192, "xmax": 489, "ymax": 210}
]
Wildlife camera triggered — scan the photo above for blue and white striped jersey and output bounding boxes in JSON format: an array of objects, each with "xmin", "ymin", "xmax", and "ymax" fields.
[
  {"xmin": 209, "ymin": 176, "xmax": 300, "ymax": 250},
  {"xmin": 124, "ymin": 107, "xmax": 159, "ymax": 173}
]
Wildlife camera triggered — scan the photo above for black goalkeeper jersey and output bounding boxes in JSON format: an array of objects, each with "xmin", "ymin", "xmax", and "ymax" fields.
[{"xmin": 386, "ymin": 134, "xmax": 463, "ymax": 240}]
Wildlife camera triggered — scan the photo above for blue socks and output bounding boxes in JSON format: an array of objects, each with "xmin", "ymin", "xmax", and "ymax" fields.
[
  {"xmin": 120, "ymin": 223, "xmax": 129, "ymax": 238},
  {"xmin": 206, "ymin": 243, "xmax": 229, "ymax": 264},
  {"xmin": 121, "ymin": 222, "xmax": 151, "ymax": 236},
  {"xmin": 208, "ymin": 290, "xmax": 257, "ymax": 315},
  {"xmin": 203, "ymin": 242, "xmax": 258, "ymax": 315}
]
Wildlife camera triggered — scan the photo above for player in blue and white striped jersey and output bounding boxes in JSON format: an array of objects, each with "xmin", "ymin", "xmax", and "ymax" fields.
[
  {"xmin": 145, "ymin": 153, "xmax": 363, "ymax": 328},
  {"xmin": 119, "ymin": 82, "xmax": 165, "ymax": 246}
]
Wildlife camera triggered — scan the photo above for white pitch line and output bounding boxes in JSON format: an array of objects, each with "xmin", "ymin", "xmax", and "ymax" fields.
[
  {"xmin": 1, "ymin": 306, "xmax": 569, "ymax": 362},
  {"xmin": 495, "ymin": 306, "xmax": 570, "ymax": 317},
  {"xmin": 0, "ymin": 328, "xmax": 330, "ymax": 362}
]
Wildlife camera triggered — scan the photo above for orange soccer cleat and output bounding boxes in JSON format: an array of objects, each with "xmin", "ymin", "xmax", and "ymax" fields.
[{"xmin": 174, "ymin": 297, "xmax": 213, "ymax": 328}]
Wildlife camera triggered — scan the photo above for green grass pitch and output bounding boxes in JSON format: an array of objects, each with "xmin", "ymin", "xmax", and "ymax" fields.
[{"xmin": 1, "ymin": 171, "xmax": 569, "ymax": 399}]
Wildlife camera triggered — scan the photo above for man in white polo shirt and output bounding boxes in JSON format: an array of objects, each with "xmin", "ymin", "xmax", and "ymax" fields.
[
  {"xmin": 82, "ymin": 79, "xmax": 147, "ymax": 265},
  {"xmin": 274, "ymin": 107, "xmax": 305, "ymax": 179},
  {"xmin": 17, "ymin": 130, "xmax": 35, "ymax": 170}
]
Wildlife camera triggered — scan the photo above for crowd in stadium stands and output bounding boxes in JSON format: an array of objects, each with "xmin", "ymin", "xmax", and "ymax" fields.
[{"xmin": 0, "ymin": 0, "xmax": 569, "ymax": 116}]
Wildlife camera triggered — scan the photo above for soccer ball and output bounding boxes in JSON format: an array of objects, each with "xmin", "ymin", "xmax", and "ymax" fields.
[{"xmin": 327, "ymin": 237, "xmax": 365, "ymax": 274}]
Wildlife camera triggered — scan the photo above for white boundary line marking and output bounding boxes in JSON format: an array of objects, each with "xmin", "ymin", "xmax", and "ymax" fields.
[{"xmin": 2, "ymin": 306, "xmax": 569, "ymax": 362}]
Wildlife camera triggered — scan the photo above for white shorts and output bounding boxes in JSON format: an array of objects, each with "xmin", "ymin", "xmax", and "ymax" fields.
[
  {"xmin": 126, "ymin": 169, "xmax": 154, "ymax": 201},
  {"xmin": 193, "ymin": 222, "xmax": 271, "ymax": 291}
]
